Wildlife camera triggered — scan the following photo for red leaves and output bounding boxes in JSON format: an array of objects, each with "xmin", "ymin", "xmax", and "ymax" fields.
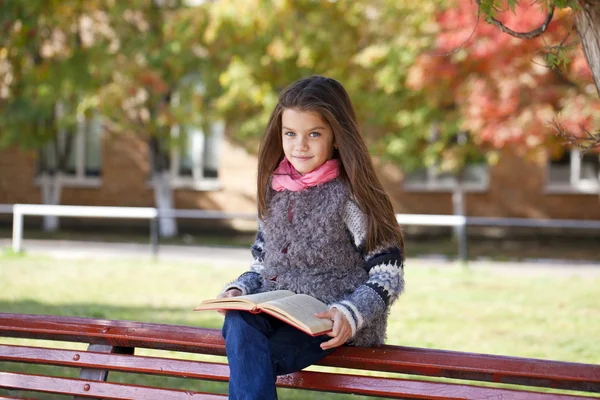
[
  {"xmin": 409, "ymin": 0, "xmax": 599, "ymax": 150},
  {"xmin": 137, "ymin": 71, "xmax": 169, "ymax": 95}
]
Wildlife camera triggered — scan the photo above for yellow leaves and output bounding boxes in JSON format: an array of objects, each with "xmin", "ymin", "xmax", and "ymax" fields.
[
  {"xmin": 353, "ymin": 44, "xmax": 390, "ymax": 67},
  {"xmin": 266, "ymin": 38, "xmax": 294, "ymax": 61},
  {"xmin": 204, "ymin": 0, "xmax": 262, "ymax": 43},
  {"xmin": 217, "ymin": 57, "xmax": 259, "ymax": 110},
  {"xmin": 486, "ymin": 151, "xmax": 501, "ymax": 166},
  {"xmin": 218, "ymin": 57, "xmax": 248, "ymax": 87},
  {"xmin": 375, "ymin": 65, "xmax": 402, "ymax": 94},
  {"xmin": 297, "ymin": 47, "xmax": 316, "ymax": 69},
  {"xmin": 395, "ymin": 110, "xmax": 414, "ymax": 128},
  {"xmin": 76, "ymin": 96, "xmax": 100, "ymax": 117},
  {"xmin": 169, "ymin": 41, "xmax": 181, "ymax": 54},
  {"xmin": 386, "ymin": 138, "xmax": 408, "ymax": 155}
]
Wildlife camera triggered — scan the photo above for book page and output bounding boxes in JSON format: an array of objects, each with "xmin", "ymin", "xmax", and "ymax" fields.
[
  {"xmin": 261, "ymin": 294, "xmax": 332, "ymax": 335},
  {"xmin": 239, "ymin": 290, "xmax": 296, "ymax": 304},
  {"xmin": 194, "ymin": 290, "xmax": 295, "ymax": 311}
]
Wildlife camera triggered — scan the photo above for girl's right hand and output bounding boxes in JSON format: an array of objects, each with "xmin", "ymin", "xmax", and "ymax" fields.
[{"xmin": 216, "ymin": 288, "xmax": 242, "ymax": 315}]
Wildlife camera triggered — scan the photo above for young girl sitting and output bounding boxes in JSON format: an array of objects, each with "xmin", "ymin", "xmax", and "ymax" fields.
[{"xmin": 218, "ymin": 75, "xmax": 405, "ymax": 400}]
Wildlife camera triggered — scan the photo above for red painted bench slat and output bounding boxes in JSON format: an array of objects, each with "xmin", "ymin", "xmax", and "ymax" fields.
[
  {"xmin": 0, "ymin": 372, "xmax": 227, "ymax": 400},
  {"xmin": 1, "ymin": 313, "xmax": 598, "ymax": 393},
  {"xmin": 1, "ymin": 313, "xmax": 599, "ymax": 399},
  {"xmin": 0, "ymin": 344, "xmax": 231, "ymax": 382},
  {"xmin": 0, "ymin": 345, "xmax": 593, "ymax": 400}
]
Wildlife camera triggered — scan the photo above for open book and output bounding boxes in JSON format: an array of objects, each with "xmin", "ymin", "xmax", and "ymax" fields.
[{"xmin": 194, "ymin": 290, "xmax": 333, "ymax": 336}]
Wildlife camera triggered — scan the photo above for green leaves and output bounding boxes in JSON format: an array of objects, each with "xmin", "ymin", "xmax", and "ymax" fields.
[
  {"xmin": 196, "ymin": 0, "xmax": 442, "ymax": 166},
  {"xmin": 0, "ymin": 0, "xmax": 121, "ymax": 148}
]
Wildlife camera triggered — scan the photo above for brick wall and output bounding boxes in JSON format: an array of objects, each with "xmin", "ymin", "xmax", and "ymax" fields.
[
  {"xmin": 378, "ymin": 152, "xmax": 600, "ymax": 220},
  {"xmin": 1, "ymin": 135, "xmax": 599, "ymax": 226},
  {"xmin": 0, "ymin": 147, "xmax": 39, "ymax": 203}
]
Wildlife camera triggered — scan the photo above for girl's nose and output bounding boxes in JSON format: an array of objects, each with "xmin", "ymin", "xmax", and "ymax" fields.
[{"xmin": 295, "ymin": 136, "xmax": 308, "ymax": 150}]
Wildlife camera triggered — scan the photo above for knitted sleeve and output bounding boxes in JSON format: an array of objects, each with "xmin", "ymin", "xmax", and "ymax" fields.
[
  {"xmin": 222, "ymin": 221, "xmax": 265, "ymax": 295},
  {"xmin": 330, "ymin": 199, "xmax": 405, "ymax": 337}
]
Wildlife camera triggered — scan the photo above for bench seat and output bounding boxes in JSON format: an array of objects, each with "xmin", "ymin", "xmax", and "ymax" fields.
[{"xmin": 1, "ymin": 313, "xmax": 599, "ymax": 399}]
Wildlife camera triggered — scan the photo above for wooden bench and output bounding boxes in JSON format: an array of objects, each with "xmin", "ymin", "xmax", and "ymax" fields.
[{"xmin": 0, "ymin": 313, "xmax": 599, "ymax": 399}]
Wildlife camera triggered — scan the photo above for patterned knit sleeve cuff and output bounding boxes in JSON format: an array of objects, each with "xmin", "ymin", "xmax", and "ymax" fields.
[
  {"xmin": 222, "ymin": 283, "xmax": 245, "ymax": 295},
  {"xmin": 223, "ymin": 271, "xmax": 262, "ymax": 295},
  {"xmin": 330, "ymin": 300, "xmax": 364, "ymax": 337}
]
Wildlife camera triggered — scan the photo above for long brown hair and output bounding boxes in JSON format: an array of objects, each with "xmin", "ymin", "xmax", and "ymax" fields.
[{"xmin": 257, "ymin": 76, "xmax": 404, "ymax": 255}]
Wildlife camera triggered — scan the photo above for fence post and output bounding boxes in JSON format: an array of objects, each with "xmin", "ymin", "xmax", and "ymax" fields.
[
  {"xmin": 12, "ymin": 205, "xmax": 23, "ymax": 253},
  {"xmin": 452, "ymin": 178, "xmax": 468, "ymax": 264},
  {"xmin": 457, "ymin": 221, "xmax": 468, "ymax": 264},
  {"xmin": 150, "ymin": 216, "xmax": 159, "ymax": 258}
]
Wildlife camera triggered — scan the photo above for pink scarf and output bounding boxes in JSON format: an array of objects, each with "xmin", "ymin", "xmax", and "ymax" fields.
[{"xmin": 272, "ymin": 157, "xmax": 340, "ymax": 192}]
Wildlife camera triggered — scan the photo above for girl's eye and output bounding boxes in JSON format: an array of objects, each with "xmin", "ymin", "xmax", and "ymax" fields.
[
  {"xmin": 309, "ymin": 131, "xmax": 321, "ymax": 137},
  {"xmin": 284, "ymin": 131, "xmax": 295, "ymax": 137}
]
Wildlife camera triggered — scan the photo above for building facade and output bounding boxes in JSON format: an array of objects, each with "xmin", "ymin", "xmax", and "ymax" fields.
[{"xmin": 1, "ymin": 129, "xmax": 599, "ymax": 233}]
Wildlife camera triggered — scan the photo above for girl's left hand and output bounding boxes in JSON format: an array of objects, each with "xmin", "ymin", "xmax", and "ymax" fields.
[{"xmin": 314, "ymin": 308, "xmax": 352, "ymax": 350}]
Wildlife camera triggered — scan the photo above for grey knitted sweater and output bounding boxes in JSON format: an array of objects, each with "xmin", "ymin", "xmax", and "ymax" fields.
[{"xmin": 224, "ymin": 179, "xmax": 404, "ymax": 347}]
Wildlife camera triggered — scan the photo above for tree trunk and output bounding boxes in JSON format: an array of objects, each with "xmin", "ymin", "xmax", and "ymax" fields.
[
  {"xmin": 576, "ymin": 0, "xmax": 600, "ymax": 97},
  {"xmin": 148, "ymin": 137, "xmax": 178, "ymax": 238},
  {"xmin": 152, "ymin": 170, "xmax": 177, "ymax": 237},
  {"xmin": 41, "ymin": 172, "xmax": 63, "ymax": 231},
  {"xmin": 452, "ymin": 171, "xmax": 468, "ymax": 263}
]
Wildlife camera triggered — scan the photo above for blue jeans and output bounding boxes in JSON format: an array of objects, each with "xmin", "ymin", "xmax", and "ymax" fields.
[{"xmin": 222, "ymin": 310, "xmax": 335, "ymax": 400}]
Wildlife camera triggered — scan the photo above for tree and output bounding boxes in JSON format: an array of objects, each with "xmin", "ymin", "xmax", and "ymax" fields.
[
  {"xmin": 476, "ymin": 0, "xmax": 600, "ymax": 96},
  {"xmin": 0, "ymin": 1, "xmax": 223, "ymax": 236},
  {"xmin": 194, "ymin": 0, "xmax": 491, "ymax": 232},
  {"xmin": 0, "ymin": 1, "xmax": 114, "ymax": 230},
  {"xmin": 474, "ymin": 0, "xmax": 600, "ymax": 148},
  {"xmin": 96, "ymin": 0, "xmax": 230, "ymax": 237},
  {"xmin": 407, "ymin": 0, "xmax": 600, "ymax": 158},
  {"xmin": 395, "ymin": 0, "xmax": 600, "ymax": 243},
  {"xmin": 196, "ymin": 0, "xmax": 441, "ymax": 165}
]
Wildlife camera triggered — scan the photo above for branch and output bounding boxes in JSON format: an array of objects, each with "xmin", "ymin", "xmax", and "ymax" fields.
[
  {"xmin": 531, "ymin": 24, "xmax": 580, "ymax": 70},
  {"xmin": 475, "ymin": 0, "xmax": 555, "ymax": 39},
  {"xmin": 552, "ymin": 118, "xmax": 600, "ymax": 152}
]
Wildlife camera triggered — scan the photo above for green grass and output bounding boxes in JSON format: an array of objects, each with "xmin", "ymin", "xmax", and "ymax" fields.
[{"xmin": 1, "ymin": 255, "xmax": 599, "ymax": 399}]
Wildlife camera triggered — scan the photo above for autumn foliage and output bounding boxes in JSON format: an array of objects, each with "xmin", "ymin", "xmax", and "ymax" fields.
[{"xmin": 407, "ymin": 0, "xmax": 600, "ymax": 152}]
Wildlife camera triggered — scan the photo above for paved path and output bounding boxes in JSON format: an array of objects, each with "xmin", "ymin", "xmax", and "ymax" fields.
[
  {"xmin": 1, "ymin": 238, "xmax": 251, "ymax": 267},
  {"xmin": 2, "ymin": 238, "xmax": 600, "ymax": 277}
]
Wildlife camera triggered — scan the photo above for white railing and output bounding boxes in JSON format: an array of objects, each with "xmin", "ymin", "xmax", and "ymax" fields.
[
  {"xmin": 3, "ymin": 204, "xmax": 600, "ymax": 260},
  {"xmin": 10, "ymin": 204, "xmax": 158, "ymax": 254},
  {"xmin": 396, "ymin": 214, "xmax": 466, "ymax": 226}
]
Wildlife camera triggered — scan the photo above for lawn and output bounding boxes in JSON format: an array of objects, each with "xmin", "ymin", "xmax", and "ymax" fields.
[{"xmin": 1, "ymin": 253, "xmax": 599, "ymax": 399}]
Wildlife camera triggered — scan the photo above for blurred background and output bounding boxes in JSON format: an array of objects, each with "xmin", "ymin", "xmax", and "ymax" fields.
[
  {"xmin": 1, "ymin": 1, "xmax": 600, "ymax": 398},
  {"xmin": 1, "ymin": 0, "xmax": 599, "ymax": 261}
]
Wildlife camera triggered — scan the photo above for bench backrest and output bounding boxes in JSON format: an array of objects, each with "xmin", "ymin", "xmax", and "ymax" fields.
[{"xmin": 1, "ymin": 313, "xmax": 599, "ymax": 399}]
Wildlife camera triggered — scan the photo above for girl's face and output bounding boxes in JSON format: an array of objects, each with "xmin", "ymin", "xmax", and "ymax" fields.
[{"xmin": 281, "ymin": 108, "xmax": 335, "ymax": 175}]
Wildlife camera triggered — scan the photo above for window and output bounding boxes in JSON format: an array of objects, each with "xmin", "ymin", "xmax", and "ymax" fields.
[
  {"xmin": 547, "ymin": 148, "xmax": 600, "ymax": 193},
  {"xmin": 37, "ymin": 114, "xmax": 103, "ymax": 187},
  {"xmin": 403, "ymin": 163, "xmax": 489, "ymax": 192},
  {"xmin": 169, "ymin": 120, "xmax": 224, "ymax": 191},
  {"xmin": 403, "ymin": 128, "xmax": 489, "ymax": 192}
]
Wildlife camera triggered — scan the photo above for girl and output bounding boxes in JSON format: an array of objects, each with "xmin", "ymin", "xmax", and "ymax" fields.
[{"xmin": 218, "ymin": 75, "xmax": 405, "ymax": 400}]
